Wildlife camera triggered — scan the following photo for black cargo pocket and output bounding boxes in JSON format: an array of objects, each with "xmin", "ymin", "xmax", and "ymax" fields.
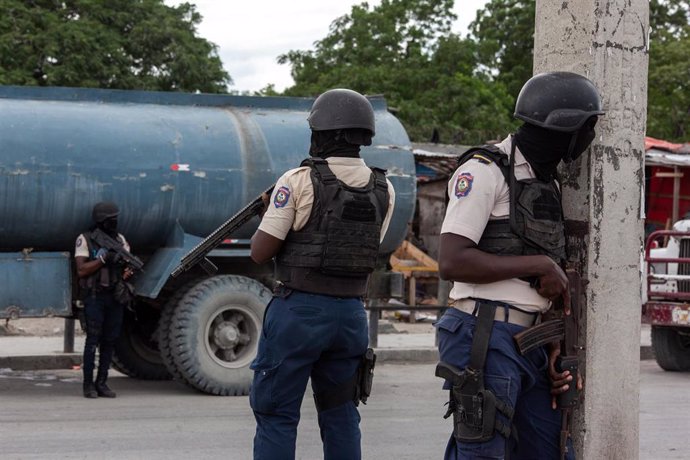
[{"xmin": 249, "ymin": 361, "xmax": 281, "ymax": 414}]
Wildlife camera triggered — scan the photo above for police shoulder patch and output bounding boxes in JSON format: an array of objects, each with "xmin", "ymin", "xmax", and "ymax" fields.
[
  {"xmin": 454, "ymin": 172, "xmax": 474, "ymax": 198},
  {"xmin": 273, "ymin": 186, "xmax": 291, "ymax": 208}
]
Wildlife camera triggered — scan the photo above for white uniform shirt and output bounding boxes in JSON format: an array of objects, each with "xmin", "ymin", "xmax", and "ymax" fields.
[
  {"xmin": 258, "ymin": 157, "xmax": 396, "ymax": 241},
  {"xmin": 440, "ymin": 136, "xmax": 551, "ymax": 313},
  {"xmin": 75, "ymin": 233, "xmax": 130, "ymax": 258}
]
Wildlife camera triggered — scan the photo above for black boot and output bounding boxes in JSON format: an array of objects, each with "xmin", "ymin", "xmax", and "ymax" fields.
[
  {"xmin": 83, "ymin": 381, "xmax": 98, "ymax": 399},
  {"xmin": 95, "ymin": 376, "xmax": 116, "ymax": 398}
]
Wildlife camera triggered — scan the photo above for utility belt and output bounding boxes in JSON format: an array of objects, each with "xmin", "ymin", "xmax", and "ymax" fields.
[
  {"xmin": 436, "ymin": 301, "xmax": 519, "ymax": 445},
  {"xmin": 452, "ymin": 298, "xmax": 540, "ymax": 328}
]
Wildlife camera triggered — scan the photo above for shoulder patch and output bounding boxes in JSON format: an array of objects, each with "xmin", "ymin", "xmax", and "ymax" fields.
[
  {"xmin": 273, "ymin": 186, "xmax": 291, "ymax": 208},
  {"xmin": 454, "ymin": 172, "xmax": 474, "ymax": 198}
]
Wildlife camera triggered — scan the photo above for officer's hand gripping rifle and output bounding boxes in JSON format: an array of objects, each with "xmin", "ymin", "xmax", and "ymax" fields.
[
  {"xmin": 513, "ymin": 270, "xmax": 582, "ymax": 460},
  {"xmin": 171, "ymin": 185, "xmax": 275, "ymax": 278},
  {"xmin": 90, "ymin": 228, "xmax": 144, "ymax": 273}
]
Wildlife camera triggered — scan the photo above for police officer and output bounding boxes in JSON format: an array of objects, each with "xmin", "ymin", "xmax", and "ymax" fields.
[
  {"xmin": 249, "ymin": 88, "xmax": 396, "ymax": 460},
  {"xmin": 75, "ymin": 202, "xmax": 134, "ymax": 399},
  {"xmin": 435, "ymin": 72, "xmax": 604, "ymax": 459}
]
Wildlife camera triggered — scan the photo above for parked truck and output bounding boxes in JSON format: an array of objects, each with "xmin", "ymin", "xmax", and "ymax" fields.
[
  {"xmin": 643, "ymin": 219, "xmax": 690, "ymax": 371},
  {"xmin": 0, "ymin": 85, "xmax": 416, "ymax": 395}
]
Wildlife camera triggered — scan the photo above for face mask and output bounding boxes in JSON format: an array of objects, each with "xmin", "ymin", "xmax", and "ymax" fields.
[
  {"xmin": 101, "ymin": 217, "xmax": 118, "ymax": 235},
  {"xmin": 565, "ymin": 117, "xmax": 598, "ymax": 163}
]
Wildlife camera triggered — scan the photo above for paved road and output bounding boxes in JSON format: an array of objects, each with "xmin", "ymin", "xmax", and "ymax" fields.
[{"xmin": 0, "ymin": 361, "xmax": 686, "ymax": 459}]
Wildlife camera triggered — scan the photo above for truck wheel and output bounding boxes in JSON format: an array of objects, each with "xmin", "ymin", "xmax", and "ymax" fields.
[
  {"xmin": 157, "ymin": 281, "xmax": 201, "ymax": 384},
  {"xmin": 652, "ymin": 326, "xmax": 690, "ymax": 371},
  {"xmin": 168, "ymin": 275, "xmax": 271, "ymax": 395},
  {"xmin": 112, "ymin": 305, "xmax": 172, "ymax": 380}
]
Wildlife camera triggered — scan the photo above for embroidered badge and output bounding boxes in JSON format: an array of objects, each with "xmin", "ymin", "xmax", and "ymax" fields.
[
  {"xmin": 273, "ymin": 186, "xmax": 291, "ymax": 208},
  {"xmin": 76, "ymin": 237, "xmax": 83, "ymax": 247},
  {"xmin": 454, "ymin": 172, "xmax": 474, "ymax": 198}
]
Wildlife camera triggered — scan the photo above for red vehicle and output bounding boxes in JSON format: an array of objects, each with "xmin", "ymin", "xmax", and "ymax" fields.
[{"xmin": 644, "ymin": 223, "xmax": 690, "ymax": 370}]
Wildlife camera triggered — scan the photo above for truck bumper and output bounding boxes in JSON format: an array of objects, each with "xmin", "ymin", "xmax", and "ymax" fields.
[{"xmin": 643, "ymin": 301, "xmax": 690, "ymax": 327}]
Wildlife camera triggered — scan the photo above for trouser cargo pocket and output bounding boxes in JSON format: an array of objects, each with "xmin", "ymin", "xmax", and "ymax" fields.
[{"xmin": 250, "ymin": 361, "xmax": 282, "ymax": 414}]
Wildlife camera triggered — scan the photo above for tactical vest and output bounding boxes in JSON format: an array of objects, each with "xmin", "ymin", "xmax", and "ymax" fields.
[
  {"xmin": 77, "ymin": 231, "xmax": 122, "ymax": 298},
  {"xmin": 275, "ymin": 158, "xmax": 390, "ymax": 297},
  {"xmin": 456, "ymin": 142, "xmax": 566, "ymax": 265}
]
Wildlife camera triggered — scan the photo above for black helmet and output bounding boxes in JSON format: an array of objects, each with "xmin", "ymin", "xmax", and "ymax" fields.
[
  {"xmin": 514, "ymin": 72, "xmax": 604, "ymax": 132},
  {"xmin": 92, "ymin": 201, "xmax": 119, "ymax": 223},
  {"xmin": 307, "ymin": 89, "xmax": 376, "ymax": 135}
]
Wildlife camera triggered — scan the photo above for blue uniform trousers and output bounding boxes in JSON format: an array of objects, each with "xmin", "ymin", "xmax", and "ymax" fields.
[
  {"xmin": 83, "ymin": 292, "xmax": 124, "ymax": 382},
  {"xmin": 435, "ymin": 308, "xmax": 574, "ymax": 460},
  {"xmin": 250, "ymin": 290, "xmax": 369, "ymax": 460}
]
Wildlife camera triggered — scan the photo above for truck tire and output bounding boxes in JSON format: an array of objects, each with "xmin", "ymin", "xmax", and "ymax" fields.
[
  {"xmin": 168, "ymin": 275, "xmax": 271, "ymax": 395},
  {"xmin": 652, "ymin": 326, "xmax": 690, "ymax": 371},
  {"xmin": 157, "ymin": 280, "xmax": 202, "ymax": 385},
  {"xmin": 112, "ymin": 305, "xmax": 172, "ymax": 380}
]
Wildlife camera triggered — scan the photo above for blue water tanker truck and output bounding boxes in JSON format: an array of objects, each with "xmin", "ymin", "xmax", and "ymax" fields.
[{"xmin": 0, "ymin": 85, "xmax": 416, "ymax": 395}]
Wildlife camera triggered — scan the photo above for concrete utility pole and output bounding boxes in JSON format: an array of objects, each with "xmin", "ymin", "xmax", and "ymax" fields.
[{"xmin": 533, "ymin": 1, "xmax": 649, "ymax": 459}]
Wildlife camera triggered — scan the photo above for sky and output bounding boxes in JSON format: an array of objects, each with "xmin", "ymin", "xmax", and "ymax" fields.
[{"xmin": 164, "ymin": 0, "xmax": 489, "ymax": 93}]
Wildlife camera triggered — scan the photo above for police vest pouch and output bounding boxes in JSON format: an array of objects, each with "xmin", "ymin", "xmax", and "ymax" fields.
[
  {"xmin": 275, "ymin": 158, "xmax": 389, "ymax": 297},
  {"xmin": 460, "ymin": 142, "xmax": 567, "ymax": 266}
]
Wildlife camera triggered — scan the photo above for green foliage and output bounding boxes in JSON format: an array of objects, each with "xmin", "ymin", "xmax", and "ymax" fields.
[
  {"xmin": 469, "ymin": 0, "xmax": 690, "ymax": 142},
  {"xmin": 469, "ymin": 0, "xmax": 535, "ymax": 101},
  {"xmin": 0, "ymin": 0, "xmax": 230, "ymax": 92},
  {"xmin": 277, "ymin": 0, "xmax": 689, "ymax": 143},
  {"xmin": 650, "ymin": 0, "xmax": 690, "ymax": 40},
  {"xmin": 276, "ymin": 0, "xmax": 516, "ymax": 144},
  {"xmin": 647, "ymin": 22, "xmax": 690, "ymax": 141},
  {"xmin": 647, "ymin": 0, "xmax": 690, "ymax": 141}
]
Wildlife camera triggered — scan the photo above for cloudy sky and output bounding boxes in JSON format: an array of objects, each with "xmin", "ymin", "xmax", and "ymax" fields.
[{"xmin": 164, "ymin": 0, "xmax": 489, "ymax": 93}]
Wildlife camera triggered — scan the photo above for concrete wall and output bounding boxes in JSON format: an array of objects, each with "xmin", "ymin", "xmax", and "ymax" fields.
[{"xmin": 533, "ymin": 1, "xmax": 648, "ymax": 459}]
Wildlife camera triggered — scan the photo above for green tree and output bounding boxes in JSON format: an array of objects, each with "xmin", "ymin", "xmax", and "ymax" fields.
[
  {"xmin": 0, "ymin": 0, "xmax": 230, "ymax": 92},
  {"xmin": 470, "ymin": 0, "xmax": 690, "ymax": 142},
  {"xmin": 277, "ymin": 0, "xmax": 515, "ymax": 144},
  {"xmin": 469, "ymin": 0, "xmax": 535, "ymax": 101},
  {"xmin": 648, "ymin": 1, "xmax": 690, "ymax": 141}
]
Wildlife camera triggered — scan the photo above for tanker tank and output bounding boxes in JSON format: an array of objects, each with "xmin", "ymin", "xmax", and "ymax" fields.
[
  {"xmin": 0, "ymin": 86, "xmax": 415, "ymax": 253},
  {"xmin": 0, "ymin": 85, "xmax": 417, "ymax": 395}
]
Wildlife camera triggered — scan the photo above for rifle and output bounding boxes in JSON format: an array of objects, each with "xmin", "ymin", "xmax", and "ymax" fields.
[
  {"xmin": 90, "ymin": 228, "xmax": 144, "ymax": 272},
  {"xmin": 513, "ymin": 270, "xmax": 582, "ymax": 460},
  {"xmin": 171, "ymin": 184, "xmax": 275, "ymax": 278}
]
